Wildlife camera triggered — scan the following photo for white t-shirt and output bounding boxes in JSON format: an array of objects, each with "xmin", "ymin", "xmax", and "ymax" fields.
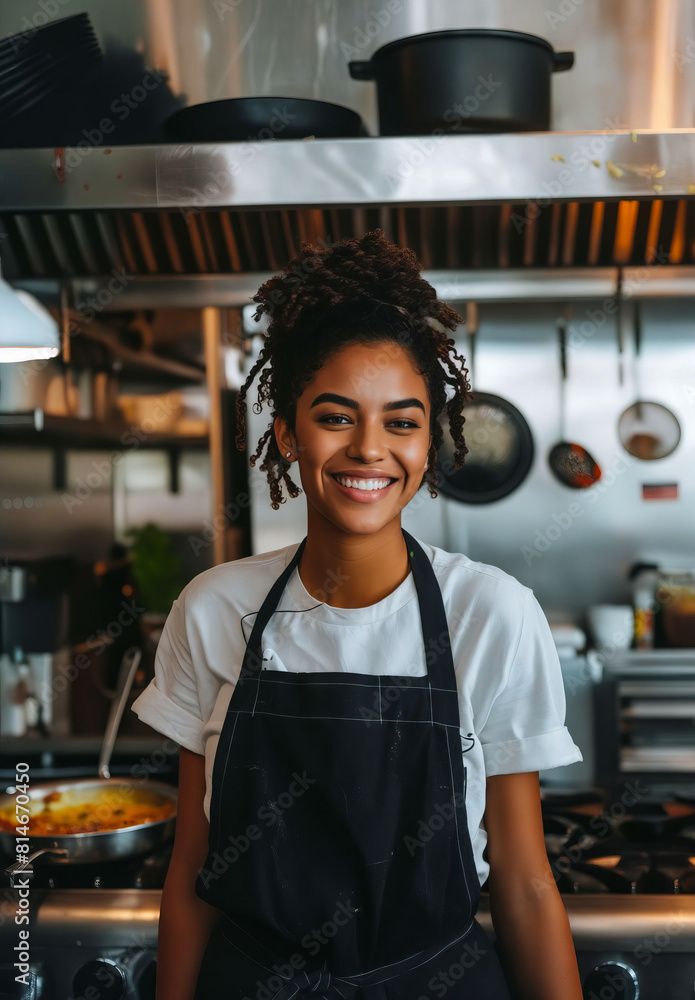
[{"xmin": 131, "ymin": 534, "xmax": 582, "ymax": 888}]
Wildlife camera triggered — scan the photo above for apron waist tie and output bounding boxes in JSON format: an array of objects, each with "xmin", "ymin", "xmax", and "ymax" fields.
[
  {"xmin": 219, "ymin": 913, "xmax": 479, "ymax": 997},
  {"xmin": 271, "ymin": 966, "xmax": 341, "ymax": 1000}
]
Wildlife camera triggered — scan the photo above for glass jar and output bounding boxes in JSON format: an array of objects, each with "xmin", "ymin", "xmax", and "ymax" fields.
[{"xmin": 656, "ymin": 571, "xmax": 695, "ymax": 648}]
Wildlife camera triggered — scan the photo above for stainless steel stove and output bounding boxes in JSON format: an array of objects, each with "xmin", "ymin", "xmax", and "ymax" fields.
[{"xmin": 3, "ymin": 791, "xmax": 695, "ymax": 999}]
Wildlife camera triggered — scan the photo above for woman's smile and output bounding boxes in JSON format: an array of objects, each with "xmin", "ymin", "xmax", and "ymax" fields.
[{"xmin": 329, "ymin": 472, "xmax": 399, "ymax": 503}]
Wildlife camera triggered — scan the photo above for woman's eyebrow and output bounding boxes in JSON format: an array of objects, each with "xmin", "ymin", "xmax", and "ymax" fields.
[{"xmin": 310, "ymin": 392, "xmax": 425, "ymax": 413}]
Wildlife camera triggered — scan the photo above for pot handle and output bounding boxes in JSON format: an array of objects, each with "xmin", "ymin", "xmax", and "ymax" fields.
[
  {"xmin": 553, "ymin": 51, "xmax": 575, "ymax": 72},
  {"xmin": 348, "ymin": 60, "xmax": 374, "ymax": 81}
]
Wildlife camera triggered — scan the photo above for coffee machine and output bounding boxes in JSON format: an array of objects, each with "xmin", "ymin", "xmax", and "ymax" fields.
[{"xmin": 0, "ymin": 555, "xmax": 74, "ymax": 738}]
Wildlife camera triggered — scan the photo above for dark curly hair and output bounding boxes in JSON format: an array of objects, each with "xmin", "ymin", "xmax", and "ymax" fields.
[{"xmin": 234, "ymin": 229, "xmax": 472, "ymax": 510}]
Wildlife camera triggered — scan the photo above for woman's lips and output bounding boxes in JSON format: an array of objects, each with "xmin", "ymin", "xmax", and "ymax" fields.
[{"xmin": 330, "ymin": 474, "xmax": 398, "ymax": 503}]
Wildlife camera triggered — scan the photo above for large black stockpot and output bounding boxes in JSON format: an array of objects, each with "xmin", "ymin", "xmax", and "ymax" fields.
[{"xmin": 349, "ymin": 29, "xmax": 574, "ymax": 135}]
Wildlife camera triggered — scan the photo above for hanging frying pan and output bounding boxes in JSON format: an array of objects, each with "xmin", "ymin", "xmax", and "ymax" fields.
[
  {"xmin": 548, "ymin": 310, "xmax": 601, "ymax": 489},
  {"xmin": 618, "ymin": 300, "xmax": 681, "ymax": 461},
  {"xmin": 435, "ymin": 303, "xmax": 535, "ymax": 504}
]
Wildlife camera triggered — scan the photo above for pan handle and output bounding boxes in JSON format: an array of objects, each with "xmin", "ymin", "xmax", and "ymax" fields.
[
  {"xmin": 615, "ymin": 271, "xmax": 624, "ymax": 388},
  {"xmin": 5, "ymin": 847, "xmax": 69, "ymax": 881},
  {"xmin": 466, "ymin": 301, "xmax": 478, "ymax": 392},
  {"xmin": 348, "ymin": 60, "xmax": 374, "ymax": 80},
  {"xmin": 98, "ymin": 646, "xmax": 142, "ymax": 779}
]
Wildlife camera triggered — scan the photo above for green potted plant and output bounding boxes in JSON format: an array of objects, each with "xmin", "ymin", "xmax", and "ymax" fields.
[{"xmin": 124, "ymin": 522, "xmax": 186, "ymax": 619}]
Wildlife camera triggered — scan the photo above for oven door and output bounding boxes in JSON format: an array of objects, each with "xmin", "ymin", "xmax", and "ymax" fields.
[{"xmin": 595, "ymin": 649, "xmax": 695, "ymax": 795}]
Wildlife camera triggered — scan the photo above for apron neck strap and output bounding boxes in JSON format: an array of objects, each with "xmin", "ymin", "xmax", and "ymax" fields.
[{"xmin": 238, "ymin": 529, "xmax": 456, "ymax": 691}]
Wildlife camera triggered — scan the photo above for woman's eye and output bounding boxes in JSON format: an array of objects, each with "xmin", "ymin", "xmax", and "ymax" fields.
[{"xmin": 318, "ymin": 415, "xmax": 418, "ymax": 429}]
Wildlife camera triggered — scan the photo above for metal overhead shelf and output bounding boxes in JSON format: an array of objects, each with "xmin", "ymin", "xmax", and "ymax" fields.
[
  {"xmin": 0, "ymin": 130, "xmax": 694, "ymax": 285},
  {"xmin": 29, "ymin": 266, "xmax": 695, "ymax": 309},
  {"xmin": 2, "ymin": 130, "xmax": 695, "ymax": 211}
]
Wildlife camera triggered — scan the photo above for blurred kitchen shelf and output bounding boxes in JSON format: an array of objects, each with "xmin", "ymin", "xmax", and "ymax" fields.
[
  {"xmin": 0, "ymin": 735, "xmax": 179, "ymax": 783},
  {"xmin": 0, "ymin": 408, "xmax": 209, "ymax": 450},
  {"xmin": 0, "ymin": 735, "xmax": 175, "ymax": 755},
  {"xmin": 620, "ymin": 747, "xmax": 695, "ymax": 771},
  {"xmin": 621, "ymin": 701, "xmax": 695, "ymax": 718},
  {"xmin": 595, "ymin": 648, "xmax": 695, "ymax": 676}
]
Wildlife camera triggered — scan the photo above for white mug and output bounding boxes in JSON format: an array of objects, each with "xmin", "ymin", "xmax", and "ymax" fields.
[{"xmin": 587, "ymin": 604, "xmax": 635, "ymax": 649}]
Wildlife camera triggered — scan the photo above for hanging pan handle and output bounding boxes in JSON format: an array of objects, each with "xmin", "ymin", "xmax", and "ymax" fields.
[
  {"xmin": 556, "ymin": 314, "xmax": 567, "ymax": 442},
  {"xmin": 466, "ymin": 301, "xmax": 478, "ymax": 394},
  {"xmin": 615, "ymin": 271, "xmax": 624, "ymax": 388},
  {"xmin": 634, "ymin": 298, "xmax": 643, "ymax": 421}
]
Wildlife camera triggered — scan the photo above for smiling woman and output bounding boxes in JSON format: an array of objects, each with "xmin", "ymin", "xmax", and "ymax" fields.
[
  {"xmin": 131, "ymin": 229, "xmax": 584, "ymax": 1000},
  {"xmin": 235, "ymin": 230, "xmax": 472, "ymax": 513}
]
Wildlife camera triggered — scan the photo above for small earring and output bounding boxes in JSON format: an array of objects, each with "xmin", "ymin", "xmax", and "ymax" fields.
[{"xmin": 286, "ymin": 452, "xmax": 292, "ymax": 459}]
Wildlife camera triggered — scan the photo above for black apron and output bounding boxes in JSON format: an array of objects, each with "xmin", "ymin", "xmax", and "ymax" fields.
[{"xmin": 194, "ymin": 528, "xmax": 513, "ymax": 998}]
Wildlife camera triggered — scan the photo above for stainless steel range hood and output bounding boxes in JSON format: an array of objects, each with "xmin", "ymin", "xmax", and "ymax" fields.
[{"xmin": 1, "ymin": 130, "xmax": 695, "ymax": 300}]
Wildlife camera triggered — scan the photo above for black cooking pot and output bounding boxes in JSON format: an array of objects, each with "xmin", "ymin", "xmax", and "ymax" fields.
[{"xmin": 349, "ymin": 29, "xmax": 574, "ymax": 135}]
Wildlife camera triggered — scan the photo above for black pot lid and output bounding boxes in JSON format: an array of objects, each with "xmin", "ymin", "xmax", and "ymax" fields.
[{"xmin": 369, "ymin": 28, "xmax": 563, "ymax": 61}]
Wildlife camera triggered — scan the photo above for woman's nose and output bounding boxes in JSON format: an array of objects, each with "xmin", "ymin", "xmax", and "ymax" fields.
[{"xmin": 345, "ymin": 421, "xmax": 387, "ymax": 461}]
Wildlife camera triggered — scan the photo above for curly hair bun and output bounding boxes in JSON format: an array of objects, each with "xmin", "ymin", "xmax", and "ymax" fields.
[{"xmin": 235, "ymin": 229, "xmax": 472, "ymax": 510}]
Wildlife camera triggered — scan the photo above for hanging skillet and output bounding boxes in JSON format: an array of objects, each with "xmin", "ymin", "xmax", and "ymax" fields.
[
  {"xmin": 435, "ymin": 303, "xmax": 535, "ymax": 504},
  {"xmin": 548, "ymin": 310, "xmax": 601, "ymax": 489},
  {"xmin": 618, "ymin": 300, "xmax": 681, "ymax": 461}
]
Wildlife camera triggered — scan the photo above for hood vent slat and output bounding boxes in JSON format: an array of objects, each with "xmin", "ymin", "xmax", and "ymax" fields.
[{"xmin": 2, "ymin": 202, "xmax": 695, "ymax": 282}]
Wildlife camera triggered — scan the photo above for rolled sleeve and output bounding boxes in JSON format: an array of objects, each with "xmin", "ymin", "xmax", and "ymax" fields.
[
  {"xmin": 131, "ymin": 680, "xmax": 205, "ymax": 755},
  {"xmin": 131, "ymin": 591, "xmax": 206, "ymax": 755},
  {"xmin": 482, "ymin": 727, "xmax": 583, "ymax": 776},
  {"xmin": 478, "ymin": 588, "xmax": 584, "ymax": 777}
]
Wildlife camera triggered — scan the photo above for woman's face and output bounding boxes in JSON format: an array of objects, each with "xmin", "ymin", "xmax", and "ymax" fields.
[{"xmin": 274, "ymin": 340, "xmax": 432, "ymax": 535}]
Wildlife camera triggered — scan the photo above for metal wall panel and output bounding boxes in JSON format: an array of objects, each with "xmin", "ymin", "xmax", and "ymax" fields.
[
  {"xmin": 1, "ymin": 0, "xmax": 694, "ymax": 131},
  {"xmin": 248, "ymin": 295, "xmax": 695, "ymax": 624}
]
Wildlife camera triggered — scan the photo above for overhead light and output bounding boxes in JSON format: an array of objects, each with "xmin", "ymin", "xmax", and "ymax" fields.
[{"xmin": 0, "ymin": 269, "xmax": 60, "ymax": 363}]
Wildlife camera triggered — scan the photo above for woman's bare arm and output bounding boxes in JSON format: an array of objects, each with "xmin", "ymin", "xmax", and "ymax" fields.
[
  {"xmin": 156, "ymin": 746, "xmax": 222, "ymax": 1000},
  {"xmin": 483, "ymin": 770, "xmax": 583, "ymax": 1000}
]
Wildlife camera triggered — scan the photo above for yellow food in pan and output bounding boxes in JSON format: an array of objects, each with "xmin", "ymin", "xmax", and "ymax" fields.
[{"xmin": 0, "ymin": 789, "xmax": 175, "ymax": 836}]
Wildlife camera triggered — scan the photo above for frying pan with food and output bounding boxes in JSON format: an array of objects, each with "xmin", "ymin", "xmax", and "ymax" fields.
[{"xmin": 1, "ymin": 647, "xmax": 177, "ymax": 877}]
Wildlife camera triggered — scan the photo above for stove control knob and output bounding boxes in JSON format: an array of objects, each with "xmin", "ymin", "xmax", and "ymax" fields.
[
  {"xmin": 73, "ymin": 959, "xmax": 128, "ymax": 1000},
  {"xmin": 583, "ymin": 961, "xmax": 639, "ymax": 1000}
]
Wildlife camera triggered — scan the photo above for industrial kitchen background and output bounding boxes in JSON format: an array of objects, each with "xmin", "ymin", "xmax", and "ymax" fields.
[{"xmin": 1, "ymin": 1, "xmax": 695, "ymax": 995}]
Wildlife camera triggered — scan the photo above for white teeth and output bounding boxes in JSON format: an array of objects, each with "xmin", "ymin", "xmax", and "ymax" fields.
[{"xmin": 335, "ymin": 476, "xmax": 392, "ymax": 491}]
